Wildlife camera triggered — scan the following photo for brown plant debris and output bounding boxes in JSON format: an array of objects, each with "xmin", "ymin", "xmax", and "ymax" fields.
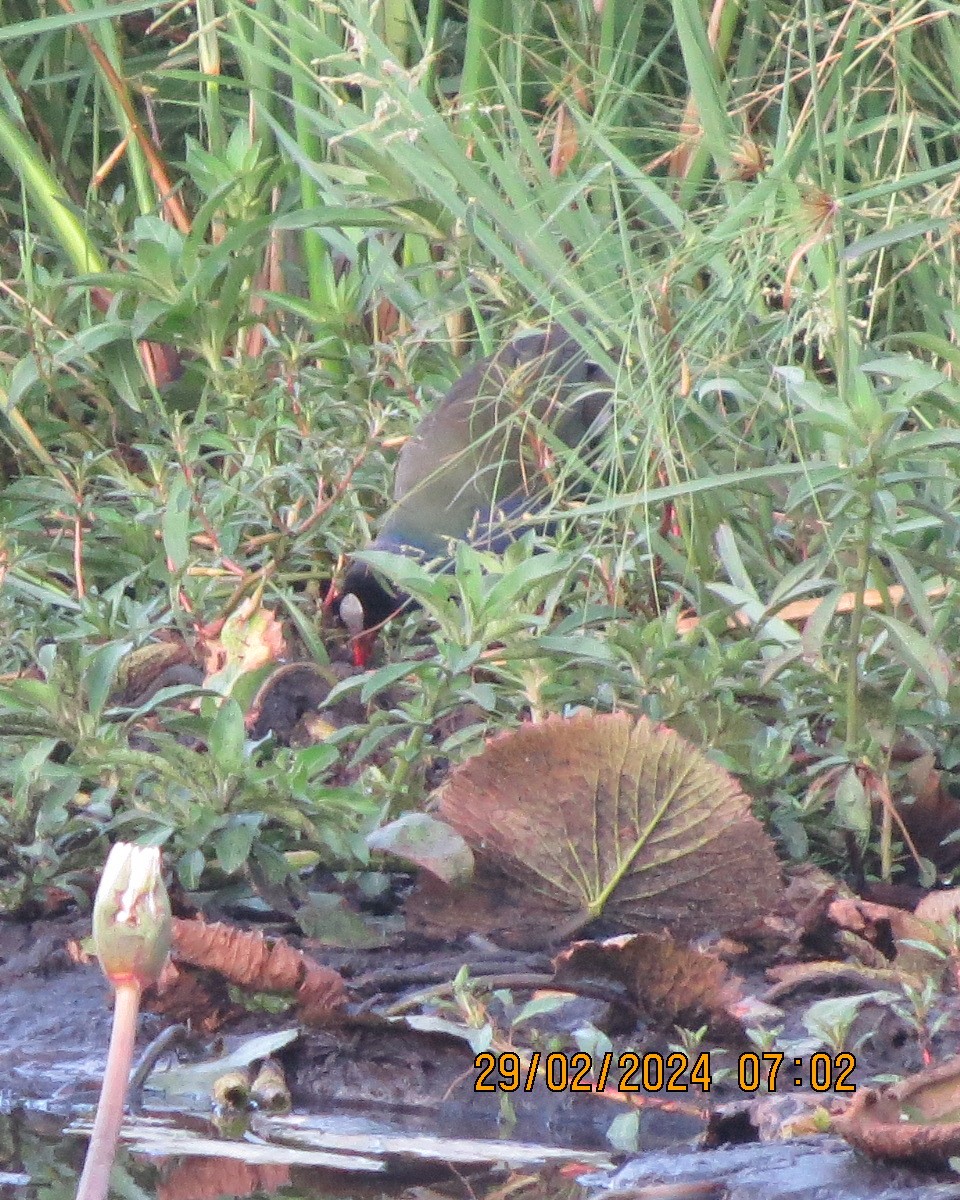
[
  {"xmin": 553, "ymin": 933, "xmax": 747, "ymax": 1043},
  {"xmin": 826, "ymin": 895, "xmax": 947, "ymax": 982},
  {"xmin": 763, "ymin": 960, "xmax": 905, "ymax": 1004},
  {"xmin": 157, "ymin": 1157, "xmax": 290, "ymax": 1200},
  {"xmin": 145, "ymin": 959, "xmax": 238, "ymax": 1031},
  {"xmin": 897, "ymin": 752, "xmax": 960, "ymax": 872},
  {"xmin": 246, "ymin": 661, "xmax": 334, "ymax": 742},
  {"xmin": 439, "ymin": 712, "xmax": 782, "ymax": 939},
  {"xmin": 914, "ymin": 887, "xmax": 960, "ymax": 927},
  {"xmin": 832, "ymin": 1054, "xmax": 960, "ymax": 1166},
  {"xmin": 769, "ymin": 864, "xmax": 842, "ymax": 949},
  {"xmin": 113, "ymin": 639, "xmax": 203, "ymax": 707},
  {"xmin": 168, "ymin": 918, "xmax": 346, "ymax": 1024},
  {"xmin": 246, "ymin": 661, "xmax": 367, "ymax": 743},
  {"xmin": 403, "ymin": 868, "xmax": 552, "ymax": 948},
  {"xmin": 199, "ymin": 597, "xmax": 287, "ymax": 680}
]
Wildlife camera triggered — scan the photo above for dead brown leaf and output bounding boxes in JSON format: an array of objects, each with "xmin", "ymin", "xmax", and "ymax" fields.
[
  {"xmin": 200, "ymin": 597, "xmax": 287, "ymax": 680},
  {"xmin": 553, "ymin": 932, "xmax": 747, "ymax": 1043},
  {"xmin": 827, "ymin": 895, "xmax": 945, "ymax": 981},
  {"xmin": 764, "ymin": 960, "xmax": 905, "ymax": 1003},
  {"xmin": 246, "ymin": 661, "xmax": 339, "ymax": 741},
  {"xmin": 404, "ymin": 868, "xmax": 552, "ymax": 948},
  {"xmin": 833, "ymin": 1055, "xmax": 960, "ymax": 1165},
  {"xmin": 766, "ymin": 865, "xmax": 842, "ymax": 950},
  {"xmin": 548, "ymin": 103, "xmax": 579, "ymax": 176},
  {"xmin": 169, "ymin": 918, "xmax": 346, "ymax": 1024},
  {"xmin": 789, "ymin": 744, "xmax": 958, "ymax": 882},
  {"xmin": 896, "ymin": 753, "xmax": 960, "ymax": 871},
  {"xmin": 439, "ymin": 712, "xmax": 782, "ymax": 939},
  {"xmin": 828, "ymin": 895, "xmax": 916, "ymax": 948},
  {"xmin": 113, "ymin": 639, "xmax": 202, "ymax": 707},
  {"xmin": 145, "ymin": 958, "xmax": 237, "ymax": 1031},
  {"xmin": 914, "ymin": 888, "xmax": 960, "ymax": 927}
]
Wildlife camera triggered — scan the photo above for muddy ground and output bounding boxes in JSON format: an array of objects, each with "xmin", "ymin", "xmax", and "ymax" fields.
[{"xmin": 5, "ymin": 914, "xmax": 960, "ymax": 1200}]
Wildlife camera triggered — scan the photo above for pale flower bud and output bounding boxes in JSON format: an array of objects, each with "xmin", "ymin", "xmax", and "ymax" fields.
[{"xmin": 93, "ymin": 843, "xmax": 172, "ymax": 988}]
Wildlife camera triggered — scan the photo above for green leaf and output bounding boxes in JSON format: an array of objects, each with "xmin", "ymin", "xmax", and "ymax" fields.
[
  {"xmin": 833, "ymin": 767, "xmax": 871, "ymax": 845},
  {"xmin": 714, "ymin": 523, "xmax": 758, "ymax": 598},
  {"xmin": 512, "ymin": 994, "xmax": 574, "ymax": 1027},
  {"xmin": 162, "ymin": 474, "xmax": 192, "ymax": 571},
  {"xmin": 178, "ymin": 849, "xmax": 206, "ymax": 890},
  {"xmin": 801, "ymin": 588, "xmax": 844, "ymax": 658},
  {"xmin": 883, "ymin": 548, "xmax": 936, "ymax": 635},
  {"xmin": 873, "ymin": 613, "xmax": 950, "ymax": 700},
  {"xmin": 0, "ymin": 679, "xmax": 63, "ymax": 716},
  {"xmin": 85, "ymin": 641, "xmax": 133, "ymax": 722},
  {"xmin": 354, "ymin": 661, "xmax": 418, "ymax": 704},
  {"xmin": 777, "ymin": 368, "xmax": 859, "ymax": 440},
  {"xmin": 132, "ymin": 239, "xmax": 178, "ymax": 294},
  {"xmin": 845, "ymin": 221, "xmax": 951, "ymax": 262},
  {"xmin": 214, "ymin": 820, "xmax": 257, "ymax": 874},
  {"xmin": 606, "ymin": 1111, "xmax": 640, "ymax": 1152},
  {"xmin": 366, "ymin": 813, "xmax": 474, "ymax": 885},
  {"xmin": 479, "ymin": 549, "xmax": 572, "ymax": 615},
  {"xmin": 208, "ymin": 698, "xmax": 247, "ymax": 773},
  {"xmin": 0, "ymin": 1, "xmax": 161, "ymax": 42}
]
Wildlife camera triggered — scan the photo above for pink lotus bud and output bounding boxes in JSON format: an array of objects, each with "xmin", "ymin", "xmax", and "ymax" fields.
[{"xmin": 93, "ymin": 844, "xmax": 171, "ymax": 989}]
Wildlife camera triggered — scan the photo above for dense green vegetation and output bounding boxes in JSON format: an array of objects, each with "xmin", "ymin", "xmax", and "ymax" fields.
[{"xmin": 3, "ymin": 0, "xmax": 960, "ymax": 914}]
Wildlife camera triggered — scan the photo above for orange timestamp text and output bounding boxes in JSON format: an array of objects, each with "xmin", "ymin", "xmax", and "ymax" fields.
[{"xmin": 473, "ymin": 1050, "xmax": 857, "ymax": 1094}]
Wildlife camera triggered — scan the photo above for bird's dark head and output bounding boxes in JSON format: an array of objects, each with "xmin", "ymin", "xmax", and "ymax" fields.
[{"xmin": 334, "ymin": 560, "xmax": 406, "ymax": 667}]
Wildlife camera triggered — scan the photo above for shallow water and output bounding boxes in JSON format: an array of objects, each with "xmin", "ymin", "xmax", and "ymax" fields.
[
  {"xmin": 5, "ymin": 1102, "xmax": 960, "ymax": 1200},
  {"xmin": 3, "ymin": 923, "xmax": 960, "ymax": 1200}
]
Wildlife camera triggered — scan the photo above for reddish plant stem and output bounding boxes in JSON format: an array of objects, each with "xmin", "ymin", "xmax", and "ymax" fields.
[
  {"xmin": 53, "ymin": 0, "xmax": 190, "ymax": 234},
  {"xmin": 75, "ymin": 981, "xmax": 142, "ymax": 1200}
]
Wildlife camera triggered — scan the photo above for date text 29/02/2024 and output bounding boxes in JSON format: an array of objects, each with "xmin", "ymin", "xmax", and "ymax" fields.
[{"xmin": 473, "ymin": 1051, "xmax": 857, "ymax": 1094}]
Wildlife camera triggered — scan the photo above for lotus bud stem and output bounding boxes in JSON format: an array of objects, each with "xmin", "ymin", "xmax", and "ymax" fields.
[{"xmin": 76, "ymin": 844, "xmax": 172, "ymax": 1200}]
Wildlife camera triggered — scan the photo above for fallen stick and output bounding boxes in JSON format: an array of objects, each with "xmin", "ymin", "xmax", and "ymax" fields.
[{"xmin": 675, "ymin": 583, "xmax": 949, "ymax": 634}]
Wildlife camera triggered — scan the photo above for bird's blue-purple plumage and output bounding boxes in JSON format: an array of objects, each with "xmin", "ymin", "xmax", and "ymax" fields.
[{"xmin": 338, "ymin": 323, "xmax": 612, "ymax": 629}]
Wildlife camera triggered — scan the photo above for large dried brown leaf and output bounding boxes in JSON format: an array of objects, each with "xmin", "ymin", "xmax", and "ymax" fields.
[
  {"xmin": 404, "ymin": 869, "xmax": 552, "ymax": 948},
  {"xmin": 439, "ymin": 713, "xmax": 782, "ymax": 938}
]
